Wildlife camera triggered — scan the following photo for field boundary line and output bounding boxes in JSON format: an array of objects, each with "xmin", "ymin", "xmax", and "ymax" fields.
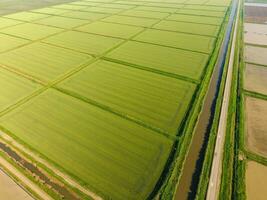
[
  {"xmin": 165, "ymin": 18, "xmax": 222, "ymax": 26},
  {"xmin": 173, "ymin": 11, "xmax": 225, "ymax": 18},
  {"xmin": 0, "ymin": 63, "xmax": 46, "ymax": 85},
  {"xmin": 244, "ymin": 42, "xmax": 267, "ymax": 48},
  {"xmin": 130, "ymin": 39, "xmax": 211, "ymax": 55},
  {"xmin": 151, "ymin": 26, "xmax": 219, "ymax": 38},
  {"xmin": 243, "ymin": 90, "xmax": 267, "ymax": 101},
  {"xmin": 244, "ymin": 150, "xmax": 267, "ymax": 166},
  {"xmin": 244, "ymin": 61, "xmax": 267, "ymax": 68},
  {"xmin": 54, "ymin": 86, "xmax": 176, "ymax": 140},
  {"xmin": 102, "ymin": 57, "xmax": 200, "ymax": 84}
]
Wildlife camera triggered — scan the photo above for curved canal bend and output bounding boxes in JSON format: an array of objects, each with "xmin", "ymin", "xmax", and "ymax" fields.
[{"xmin": 175, "ymin": 0, "xmax": 239, "ymax": 199}]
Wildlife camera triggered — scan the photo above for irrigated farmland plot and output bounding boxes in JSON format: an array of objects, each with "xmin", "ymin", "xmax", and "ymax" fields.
[
  {"xmin": 167, "ymin": 14, "xmax": 223, "ymax": 25},
  {"xmin": 44, "ymin": 31, "xmax": 123, "ymax": 55},
  {"xmin": 0, "ymin": 68, "xmax": 40, "ymax": 112},
  {"xmin": 0, "ymin": 0, "xmax": 230, "ymax": 199},
  {"xmin": 58, "ymin": 60, "xmax": 196, "ymax": 135},
  {"xmin": 244, "ymin": 64, "xmax": 267, "ymax": 95},
  {"xmin": 153, "ymin": 20, "xmax": 220, "ymax": 37},
  {"xmin": 0, "ymin": 17, "xmax": 22, "ymax": 29},
  {"xmin": 106, "ymin": 41, "xmax": 209, "ymax": 81},
  {"xmin": 246, "ymin": 161, "xmax": 267, "ymax": 200},
  {"xmin": 245, "ymin": 45, "xmax": 267, "ymax": 66},
  {"xmin": 245, "ymin": 96, "xmax": 267, "ymax": 157},
  {"xmin": 0, "ymin": 33, "xmax": 29, "ymax": 53},
  {"xmin": 0, "ymin": 42, "xmax": 92, "ymax": 82},
  {"xmin": 134, "ymin": 29, "xmax": 215, "ymax": 53},
  {"xmin": 0, "ymin": 23, "xmax": 63, "ymax": 40},
  {"xmin": 0, "ymin": 89, "xmax": 173, "ymax": 200},
  {"xmin": 102, "ymin": 15, "xmax": 159, "ymax": 27},
  {"xmin": 76, "ymin": 21, "xmax": 143, "ymax": 39}
]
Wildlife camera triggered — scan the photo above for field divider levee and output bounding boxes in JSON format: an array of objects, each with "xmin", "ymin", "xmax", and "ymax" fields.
[
  {"xmin": 0, "ymin": 63, "xmax": 47, "ymax": 85},
  {"xmin": 244, "ymin": 150, "xmax": 267, "ymax": 166},
  {"xmin": 244, "ymin": 42, "xmax": 267, "ymax": 48},
  {"xmin": 54, "ymin": 86, "xmax": 176, "ymax": 140},
  {"xmin": 244, "ymin": 61, "xmax": 267, "ymax": 68},
  {"xmin": 243, "ymin": 90, "xmax": 267, "ymax": 101},
  {"xmin": 102, "ymin": 57, "xmax": 200, "ymax": 84},
  {"xmin": 206, "ymin": 0, "xmax": 241, "ymax": 199}
]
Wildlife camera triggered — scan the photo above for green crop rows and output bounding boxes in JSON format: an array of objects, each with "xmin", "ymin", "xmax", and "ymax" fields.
[{"xmin": 0, "ymin": 0, "xmax": 231, "ymax": 199}]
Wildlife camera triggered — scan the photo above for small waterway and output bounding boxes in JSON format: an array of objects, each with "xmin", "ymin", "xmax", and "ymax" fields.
[
  {"xmin": 175, "ymin": 0, "xmax": 239, "ymax": 199},
  {"xmin": 0, "ymin": 142, "xmax": 79, "ymax": 200}
]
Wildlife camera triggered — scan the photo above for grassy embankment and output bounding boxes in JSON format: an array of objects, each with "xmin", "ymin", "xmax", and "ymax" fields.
[{"xmin": 157, "ymin": 8, "xmax": 230, "ymax": 200}]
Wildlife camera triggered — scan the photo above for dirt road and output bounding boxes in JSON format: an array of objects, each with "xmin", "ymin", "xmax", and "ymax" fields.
[
  {"xmin": 206, "ymin": 0, "xmax": 241, "ymax": 199},
  {"xmin": 0, "ymin": 156, "xmax": 53, "ymax": 200}
]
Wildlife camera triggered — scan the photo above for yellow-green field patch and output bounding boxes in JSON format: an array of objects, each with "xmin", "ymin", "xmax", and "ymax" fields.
[
  {"xmin": 76, "ymin": 21, "xmax": 143, "ymax": 39},
  {"xmin": 60, "ymin": 10, "xmax": 107, "ymax": 20},
  {"xmin": 153, "ymin": 20, "xmax": 220, "ymax": 37},
  {"xmin": 134, "ymin": 29, "xmax": 215, "ymax": 53},
  {"xmin": 102, "ymin": 15, "xmax": 158, "ymax": 27},
  {"xmin": 176, "ymin": 9, "xmax": 225, "ymax": 17},
  {"xmin": 120, "ymin": 10, "xmax": 169, "ymax": 19},
  {"xmin": 0, "ymin": 89, "xmax": 173, "ymax": 200},
  {"xmin": 30, "ymin": 7, "xmax": 69, "ymax": 15},
  {"xmin": 3, "ymin": 11, "xmax": 49, "ymax": 22},
  {"xmin": 167, "ymin": 14, "xmax": 223, "ymax": 25},
  {"xmin": 44, "ymin": 31, "xmax": 123, "ymax": 55},
  {"xmin": 134, "ymin": 5, "xmax": 177, "ymax": 13},
  {"xmin": 0, "ymin": 33, "xmax": 29, "ymax": 53},
  {"xmin": 35, "ymin": 16, "xmax": 89, "ymax": 29},
  {"xmin": 0, "ymin": 18, "xmax": 22, "ymax": 29},
  {"xmin": 0, "ymin": 68, "xmax": 40, "ymax": 112},
  {"xmin": 0, "ymin": 23, "xmax": 63, "ymax": 40},
  {"xmin": 106, "ymin": 41, "xmax": 208, "ymax": 80},
  {"xmin": 0, "ymin": 42, "xmax": 92, "ymax": 82},
  {"xmin": 83, "ymin": 6, "xmax": 122, "ymax": 14},
  {"xmin": 58, "ymin": 60, "xmax": 196, "ymax": 135}
]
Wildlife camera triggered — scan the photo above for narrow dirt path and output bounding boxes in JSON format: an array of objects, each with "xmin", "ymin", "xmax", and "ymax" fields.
[
  {"xmin": 206, "ymin": 0, "xmax": 241, "ymax": 199},
  {"xmin": 0, "ymin": 155, "xmax": 52, "ymax": 200}
]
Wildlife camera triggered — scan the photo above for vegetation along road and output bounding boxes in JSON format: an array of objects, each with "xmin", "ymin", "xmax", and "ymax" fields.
[{"xmin": 206, "ymin": 0, "xmax": 241, "ymax": 199}]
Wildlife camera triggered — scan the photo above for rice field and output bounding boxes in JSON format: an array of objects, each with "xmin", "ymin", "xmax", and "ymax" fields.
[{"xmin": 0, "ymin": 0, "xmax": 231, "ymax": 199}]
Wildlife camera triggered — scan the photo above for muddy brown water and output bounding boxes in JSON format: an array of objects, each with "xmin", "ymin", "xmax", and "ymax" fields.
[
  {"xmin": 0, "ymin": 142, "xmax": 79, "ymax": 200},
  {"xmin": 174, "ymin": 0, "xmax": 238, "ymax": 199}
]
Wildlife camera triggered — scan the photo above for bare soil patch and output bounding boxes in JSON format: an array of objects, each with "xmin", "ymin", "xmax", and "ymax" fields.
[
  {"xmin": 244, "ymin": 63, "xmax": 267, "ymax": 95},
  {"xmin": 245, "ymin": 5, "xmax": 267, "ymax": 23},
  {"xmin": 245, "ymin": 45, "xmax": 267, "ymax": 66},
  {"xmin": 245, "ymin": 96, "xmax": 267, "ymax": 157},
  {"xmin": 244, "ymin": 23, "xmax": 267, "ymax": 46},
  {"xmin": 0, "ymin": 168, "xmax": 33, "ymax": 200},
  {"xmin": 246, "ymin": 161, "xmax": 267, "ymax": 200}
]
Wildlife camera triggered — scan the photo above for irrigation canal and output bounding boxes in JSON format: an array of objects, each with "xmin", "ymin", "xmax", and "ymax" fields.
[{"xmin": 174, "ymin": 0, "xmax": 239, "ymax": 199}]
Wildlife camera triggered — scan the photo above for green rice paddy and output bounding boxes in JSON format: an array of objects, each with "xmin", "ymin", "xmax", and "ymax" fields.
[{"xmin": 0, "ymin": 0, "xmax": 231, "ymax": 199}]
